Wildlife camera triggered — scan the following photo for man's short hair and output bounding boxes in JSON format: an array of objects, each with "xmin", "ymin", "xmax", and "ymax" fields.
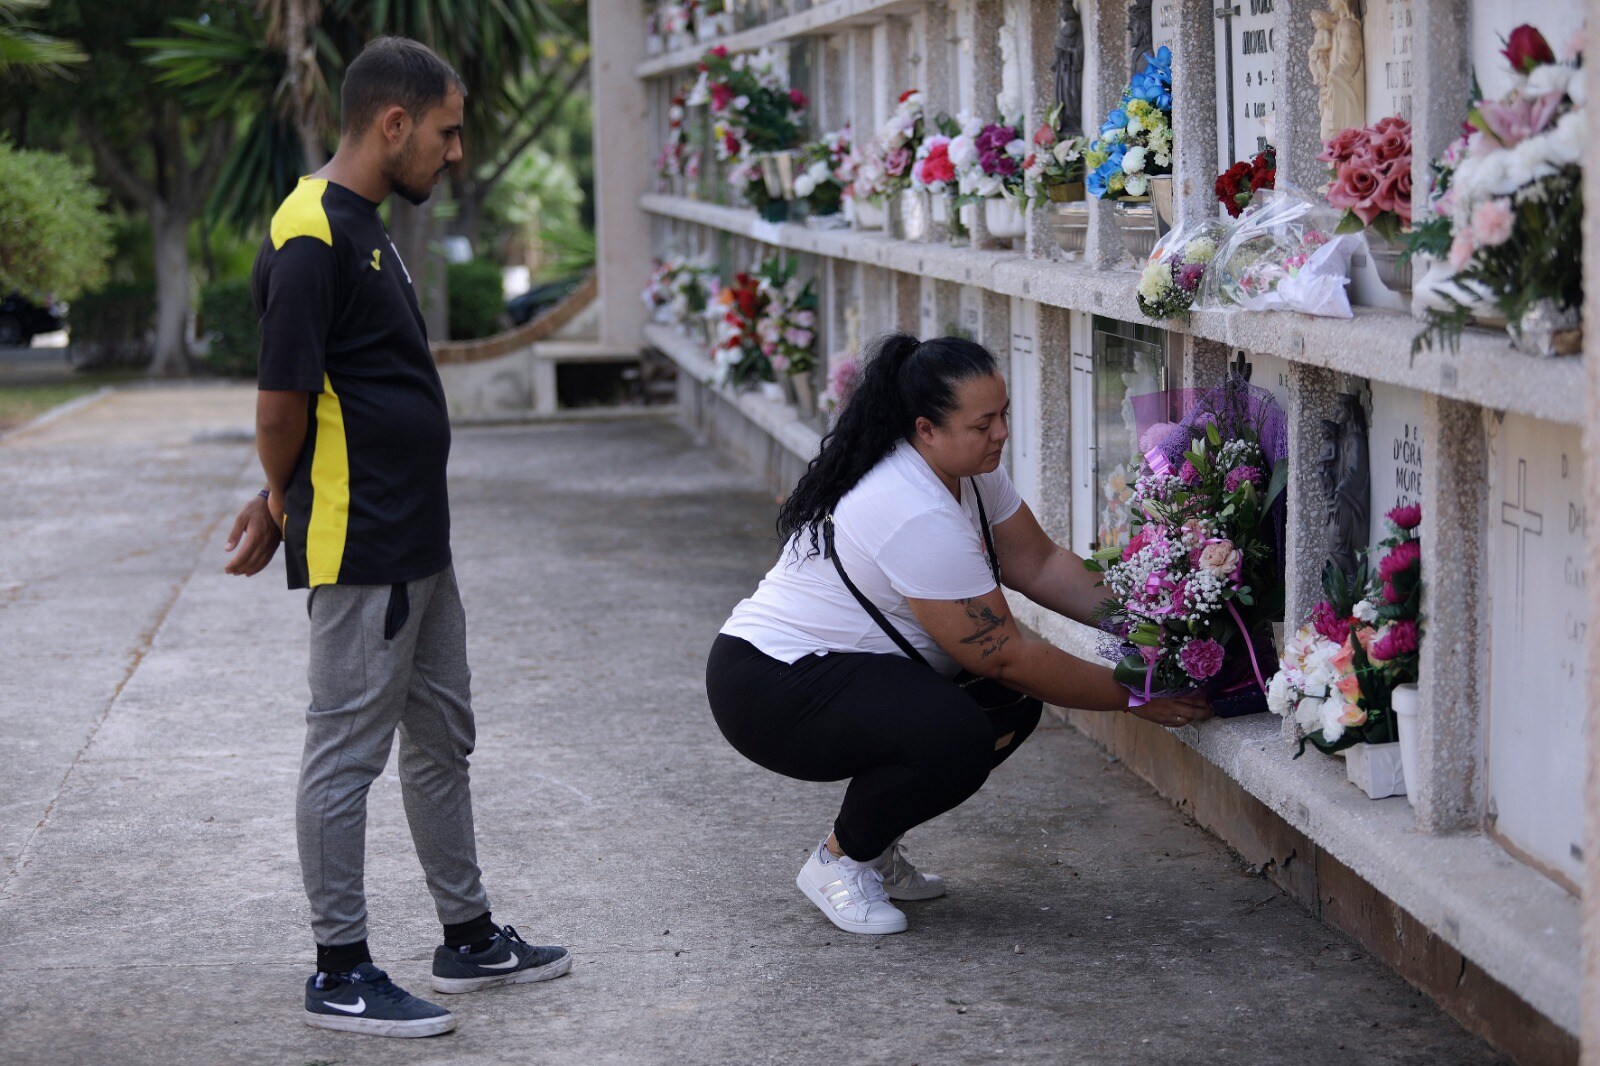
[{"xmin": 341, "ymin": 36, "xmax": 466, "ymax": 138}]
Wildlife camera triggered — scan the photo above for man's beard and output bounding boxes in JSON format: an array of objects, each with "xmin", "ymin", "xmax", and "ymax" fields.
[{"xmin": 386, "ymin": 135, "xmax": 439, "ymax": 206}]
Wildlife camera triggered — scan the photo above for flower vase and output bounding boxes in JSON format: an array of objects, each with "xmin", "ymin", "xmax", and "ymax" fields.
[
  {"xmin": 1509, "ymin": 299, "xmax": 1582, "ymax": 357},
  {"xmin": 1366, "ymin": 233, "xmax": 1413, "ymax": 297},
  {"xmin": 694, "ymin": 9, "xmax": 732, "ymax": 40},
  {"xmin": 852, "ymin": 198, "xmax": 887, "ymax": 230},
  {"xmin": 984, "ymin": 198, "xmax": 1026, "ymax": 240},
  {"xmin": 893, "ymin": 190, "xmax": 928, "ymax": 241},
  {"xmin": 1344, "ymin": 741, "xmax": 1407, "ymax": 800},
  {"xmin": 1111, "ymin": 199, "xmax": 1159, "ymax": 261},
  {"xmin": 1148, "ymin": 176, "xmax": 1174, "ymax": 233},
  {"xmin": 758, "ymin": 380, "xmax": 787, "ymax": 403},
  {"xmin": 791, "ymin": 370, "xmax": 816, "ymax": 417},
  {"xmin": 1050, "ymin": 202, "xmax": 1090, "ymax": 256},
  {"xmin": 1391, "ymin": 683, "xmax": 1420, "ymax": 809},
  {"xmin": 757, "ymin": 199, "xmax": 790, "ymax": 223},
  {"xmin": 772, "ymin": 150, "xmax": 798, "ymax": 200},
  {"xmin": 930, "ymin": 193, "xmax": 948, "ymax": 225},
  {"xmin": 1047, "ymin": 180, "xmax": 1086, "ymax": 203},
  {"xmin": 759, "ymin": 155, "xmax": 784, "ymax": 200}
]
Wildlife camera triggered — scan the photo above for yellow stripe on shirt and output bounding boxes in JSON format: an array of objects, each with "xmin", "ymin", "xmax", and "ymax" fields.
[
  {"xmin": 306, "ymin": 373, "xmax": 349, "ymax": 585},
  {"xmin": 270, "ymin": 177, "xmax": 333, "ymax": 250}
]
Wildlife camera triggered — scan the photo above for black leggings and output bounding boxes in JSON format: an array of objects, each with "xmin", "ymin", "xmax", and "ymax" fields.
[{"xmin": 706, "ymin": 634, "xmax": 1043, "ymax": 861}]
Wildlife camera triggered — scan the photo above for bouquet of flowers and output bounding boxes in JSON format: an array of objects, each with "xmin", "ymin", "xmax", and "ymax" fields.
[
  {"xmin": 794, "ymin": 125, "xmax": 853, "ymax": 218},
  {"xmin": 851, "ymin": 90, "xmax": 926, "ymax": 204},
  {"xmin": 1136, "ymin": 221, "xmax": 1227, "ymax": 320},
  {"xmin": 1269, "ymin": 505, "xmax": 1423, "ymax": 754},
  {"xmin": 656, "ymin": 88, "xmax": 692, "ymax": 184},
  {"xmin": 1412, "ymin": 23, "xmax": 1585, "ymax": 354},
  {"xmin": 689, "ymin": 46, "xmax": 806, "ymax": 153},
  {"xmin": 1085, "ymin": 377, "xmax": 1289, "ymax": 715},
  {"xmin": 752, "ymin": 257, "xmax": 819, "ymax": 379},
  {"xmin": 1199, "ymin": 191, "xmax": 1361, "ymax": 318},
  {"xmin": 642, "ymin": 255, "xmax": 721, "ymax": 333},
  {"xmin": 1215, "ymin": 146, "xmax": 1276, "ymax": 218},
  {"xmin": 948, "ymin": 116, "xmax": 1028, "ymax": 203},
  {"xmin": 1085, "ymin": 46, "xmax": 1174, "ymax": 200},
  {"xmin": 1320, "ymin": 116, "xmax": 1413, "ymax": 241},
  {"xmin": 711, "ymin": 270, "xmax": 774, "ymax": 388},
  {"xmin": 1024, "ymin": 104, "xmax": 1088, "ymax": 205},
  {"xmin": 911, "ymin": 131, "xmax": 958, "ymax": 196},
  {"xmin": 820, "ymin": 353, "xmax": 860, "ymax": 413}
]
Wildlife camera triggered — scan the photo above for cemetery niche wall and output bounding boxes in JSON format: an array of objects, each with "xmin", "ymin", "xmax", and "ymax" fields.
[{"xmin": 615, "ymin": 0, "xmax": 1595, "ymax": 1055}]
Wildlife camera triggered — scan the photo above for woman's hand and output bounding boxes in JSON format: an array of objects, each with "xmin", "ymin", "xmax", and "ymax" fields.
[{"xmin": 1129, "ymin": 694, "xmax": 1214, "ymax": 729}]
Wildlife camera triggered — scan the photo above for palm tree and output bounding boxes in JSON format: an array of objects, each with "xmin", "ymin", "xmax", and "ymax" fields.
[{"xmin": 0, "ymin": 0, "xmax": 84, "ymax": 80}]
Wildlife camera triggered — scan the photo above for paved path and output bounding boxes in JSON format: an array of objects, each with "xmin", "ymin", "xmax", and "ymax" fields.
[{"xmin": 0, "ymin": 387, "xmax": 1505, "ymax": 1064}]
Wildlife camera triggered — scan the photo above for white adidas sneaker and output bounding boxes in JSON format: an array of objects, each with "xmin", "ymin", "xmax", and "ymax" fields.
[
  {"xmin": 796, "ymin": 844, "xmax": 908, "ymax": 935},
  {"xmin": 874, "ymin": 836, "xmax": 946, "ymax": 901}
]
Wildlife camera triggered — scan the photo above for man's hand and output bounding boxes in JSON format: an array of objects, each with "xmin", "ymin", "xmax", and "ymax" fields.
[
  {"xmin": 1129, "ymin": 694, "xmax": 1215, "ymax": 729},
  {"xmin": 223, "ymin": 494, "xmax": 283, "ymax": 576}
]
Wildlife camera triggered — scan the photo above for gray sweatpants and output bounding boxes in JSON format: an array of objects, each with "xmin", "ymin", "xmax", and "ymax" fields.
[{"xmin": 297, "ymin": 565, "xmax": 490, "ymax": 947}]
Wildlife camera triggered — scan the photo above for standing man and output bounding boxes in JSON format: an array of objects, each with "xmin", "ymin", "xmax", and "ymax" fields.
[{"xmin": 222, "ymin": 36, "xmax": 569, "ymax": 1038}]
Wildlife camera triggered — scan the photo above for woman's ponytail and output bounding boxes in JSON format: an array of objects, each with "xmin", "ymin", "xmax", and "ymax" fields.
[{"xmin": 775, "ymin": 331, "xmax": 997, "ymax": 555}]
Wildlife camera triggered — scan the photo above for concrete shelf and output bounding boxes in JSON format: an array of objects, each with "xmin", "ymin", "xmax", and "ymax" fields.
[
  {"xmin": 636, "ymin": 0, "xmax": 919, "ymax": 79},
  {"xmin": 642, "ymin": 192, "xmax": 1586, "ymax": 426}
]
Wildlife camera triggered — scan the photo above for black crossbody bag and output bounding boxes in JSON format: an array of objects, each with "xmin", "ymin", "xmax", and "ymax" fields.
[{"xmin": 822, "ymin": 479, "xmax": 1034, "ymax": 713}]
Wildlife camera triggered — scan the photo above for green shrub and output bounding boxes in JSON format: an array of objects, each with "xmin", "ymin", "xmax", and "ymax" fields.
[
  {"xmin": 199, "ymin": 277, "xmax": 259, "ymax": 377},
  {"xmin": 0, "ymin": 140, "xmax": 114, "ymax": 302},
  {"xmin": 69, "ymin": 281, "xmax": 154, "ymax": 370},
  {"xmin": 447, "ymin": 259, "xmax": 506, "ymax": 341}
]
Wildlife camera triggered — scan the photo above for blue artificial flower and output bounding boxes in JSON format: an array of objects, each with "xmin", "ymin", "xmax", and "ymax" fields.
[{"xmin": 1100, "ymin": 108, "xmax": 1128, "ymax": 137}]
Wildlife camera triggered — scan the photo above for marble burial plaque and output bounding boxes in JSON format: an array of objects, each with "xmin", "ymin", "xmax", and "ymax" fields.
[
  {"xmin": 1214, "ymin": 0, "xmax": 1278, "ymax": 169},
  {"xmin": 1367, "ymin": 381, "xmax": 1423, "ymax": 545},
  {"xmin": 1486, "ymin": 412, "xmax": 1587, "ymax": 891}
]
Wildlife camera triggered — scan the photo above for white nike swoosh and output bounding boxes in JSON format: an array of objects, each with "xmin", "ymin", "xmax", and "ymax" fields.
[
  {"xmin": 479, "ymin": 955, "xmax": 522, "ymax": 970},
  {"xmin": 324, "ymin": 996, "xmax": 366, "ymax": 1014}
]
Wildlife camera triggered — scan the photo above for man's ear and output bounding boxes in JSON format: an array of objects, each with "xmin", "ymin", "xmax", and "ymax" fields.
[{"xmin": 377, "ymin": 104, "xmax": 411, "ymax": 148}]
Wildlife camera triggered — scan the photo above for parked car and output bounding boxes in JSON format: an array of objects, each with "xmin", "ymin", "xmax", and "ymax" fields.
[
  {"xmin": 505, "ymin": 275, "xmax": 585, "ymax": 327},
  {"xmin": 0, "ymin": 293, "xmax": 66, "ymax": 347}
]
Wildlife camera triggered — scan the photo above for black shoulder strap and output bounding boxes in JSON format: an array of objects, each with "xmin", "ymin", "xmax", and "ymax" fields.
[
  {"xmin": 970, "ymin": 478, "xmax": 1000, "ymax": 585},
  {"xmin": 822, "ymin": 516, "xmax": 931, "ymax": 667}
]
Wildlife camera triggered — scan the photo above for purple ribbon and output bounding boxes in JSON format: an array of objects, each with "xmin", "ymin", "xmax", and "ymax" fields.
[
  {"xmin": 1225, "ymin": 599, "xmax": 1268, "ymax": 693},
  {"xmin": 1144, "ymin": 448, "xmax": 1172, "ymax": 477}
]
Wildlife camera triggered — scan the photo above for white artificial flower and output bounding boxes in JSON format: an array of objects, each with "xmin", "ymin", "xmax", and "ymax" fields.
[
  {"xmin": 1570, "ymin": 69, "xmax": 1587, "ymax": 106},
  {"xmin": 1266, "ymin": 670, "xmax": 1291, "ymax": 717},
  {"xmin": 1183, "ymin": 236, "xmax": 1217, "ymax": 264},
  {"xmin": 1122, "ymin": 146, "xmax": 1147, "ymax": 175},
  {"xmin": 1526, "ymin": 63, "xmax": 1576, "ymax": 98},
  {"xmin": 949, "ymin": 135, "xmax": 979, "ymax": 170},
  {"xmin": 794, "ymin": 173, "xmax": 817, "ymax": 198},
  {"xmin": 1125, "ymin": 114, "xmax": 1144, "ymax": 135},
  {"xmin": 686, "ymin": 72, "xmax": 710, "ymax": 106},
  {"xmin": 1053, "ymin": 140, "xmax": 1081, "ymax": 164},
  {"xmin": 1124, "ymin": 174, "xmax": 1149, "ymax": 197},
  {"xmin": 1547, "ymin": 110, "xmax": 1586, "ymax": 166},
  {"xmin": 1317, "ymin": 698, "xmax": 1347, "ymax": 742},
  {"xmin": 1294, "ymin": 694, "xmax": 1326, "ymax": 734},
  {"xmin": 1138, "ymin": 260, "xmax": 1172, "ymax": 302},
  {"xmin": 1352, "ymin": 599, "xmax": 1379, "ymax": 624},
  {"xmin": 1005, "ymin": 137, "xmax": 1028, "ymax": 158}
]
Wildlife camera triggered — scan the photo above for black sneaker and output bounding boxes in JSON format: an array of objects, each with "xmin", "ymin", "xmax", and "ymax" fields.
[
  {"xmin": 431, "ymin": 925, "xmax": 572, "ymax": 994},
  {"xmin": 303, "ymin": 962, "xmax": 457, "ymax": 1038}
]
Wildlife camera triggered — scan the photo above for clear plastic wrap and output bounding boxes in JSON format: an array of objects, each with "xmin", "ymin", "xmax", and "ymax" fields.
[
  {"xmin": 1196, "ymin": 192, "xmax": 1363, "ymax": 318},
  {"xmin": 1135, "ymin": 219, "xmax": 1232, "ymax": 321}
]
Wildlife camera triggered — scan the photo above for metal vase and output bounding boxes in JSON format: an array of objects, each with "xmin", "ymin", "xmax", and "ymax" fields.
[
  {"xmin": 1112, "ymin": 200, "xmax": 1159, "ymax": 261},
  {"xmin": 759, "ymin": 155, "xmax": 783, "ymax": 200},
  {"xmin": 1509, "ymin": 299, "xmax": 1583, "ymax": 357},
  {"xmin": 1050, "ymin": 202, "xmax": 1089, "ymax": 255},
  {"xmin": 1148, "ymin": 175, "xmax": 1174, "ymax": 232},
  {"xmin": 1367, "ymin": 234, "xmax": 1413, "ymax": 296}
]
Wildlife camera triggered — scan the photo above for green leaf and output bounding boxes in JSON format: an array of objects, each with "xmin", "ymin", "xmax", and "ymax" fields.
[
  {"xmin": 1113, "ymin": 654, "xmax": 1154, "ymax": 687},
  {"xmin": 1260, "ymin": 460, "xmax": 1289, "ymax": 514},
  {"xmin": 1206, "ymin": 421, "xmax": 1222, "ymax": 448},
  {"xmin": 1127, "ymin": 626, "xmax": 1163, "ymax": 647}
]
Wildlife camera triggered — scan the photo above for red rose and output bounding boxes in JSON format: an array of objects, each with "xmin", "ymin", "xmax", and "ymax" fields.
[
  {"xmin": 1502, "ymin": 24, "xmax": 1555, "ymax": 73},
  {"xmin": 710, "ymin": 82, "xmax": 734, "ymax": 112},
  {"xmin": 789, "ymin": 88, "xmax": 808, "ymax": 109},
  {"xmin": 723, "ymin": 130, "xmax": 740, "ymax": 155},
  {"xmin": 710, "ymin": 44, "xmax": 729, "ymax": 58},
  {"xmin": 1372, "ymin": 165, "xmax": 1413, "ymax": 226},
  {"xmin": 897, "ymin": 88, "xmax": 920, "ymax": 103},
  {"xmin": 1371, "ymin": 128, "xmax": 1409, "ymax": 164},
  {"xmin": 1328, "ymin": 162, "xmax": 1382, "ymax": 224}
]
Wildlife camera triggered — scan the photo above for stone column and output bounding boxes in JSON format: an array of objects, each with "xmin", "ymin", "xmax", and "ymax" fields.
[
  {"xmin": 1578, "ymin": 0, "xmax": 1600, "ymax": 1047},
  {"xmin": 894, "ymin": 271, "xmax": 920, "ymax": 333},
  {"xmin": 1034, "ymin": 305, "xmax": 1073, "ymax": 545},
  {"xmin": 1413, "ymin": 394, "xmax": 1488, "ymax": 834},
  {"xmin": 1085, "ymin": 0, "xmax": 1130, "ymax": 269},
  {"xmin": 849, "ymin": 26, "xmax": 877, "ymax": 138},
  {"xmin": 590, "ymin": 0, "xmax": 652, "ymax": 349},
  {"xmin": 1021, "ymin": 0, "xmax": 1062, "ymax": 259},
  {"xmin": 1272, "ymin": 0, "xmax": 1324, "ymax": 191},
  {"xmin": 969, "ymin": 0, "xmax": 1005, "ymax": 248},
  {"xmin": 1185, "ymin": 336, "xmax": 1231, "ymax": 390},
  {"xmin": 1411, "ymin": 0, "xmax": 1472, "ymax": 223},
  {"xmin": 1167, "ymin": 0, "xmax": 1218, "ymax": 229},
  {"xmin": 1283, "ymin": 362, "xmax": 1342, "ymax": 633}
]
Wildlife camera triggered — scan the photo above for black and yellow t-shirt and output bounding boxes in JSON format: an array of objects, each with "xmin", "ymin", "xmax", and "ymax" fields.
[{"xmin": 253, "ymin": 177, "xmax": 452, "ymax": 589}]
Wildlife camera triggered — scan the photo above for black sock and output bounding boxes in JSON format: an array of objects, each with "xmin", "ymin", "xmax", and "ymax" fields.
[
  {"xmin": 443, "ymin": 911, "xmax": 497, "ymax": 950},
  {"xmin": 316, "ymin": 938, "xmax": 371, "ymax": 976}
]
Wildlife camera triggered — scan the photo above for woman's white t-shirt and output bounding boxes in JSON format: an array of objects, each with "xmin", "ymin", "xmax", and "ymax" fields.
[{"xmin": 720, "ymin": 443, "xmax": 1023, "ymax": 677}]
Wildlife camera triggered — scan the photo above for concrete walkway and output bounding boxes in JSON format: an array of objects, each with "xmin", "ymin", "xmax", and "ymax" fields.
[{"xmin": 0, "ymin": 387, "xmax": 1505, "ymax": 1065}]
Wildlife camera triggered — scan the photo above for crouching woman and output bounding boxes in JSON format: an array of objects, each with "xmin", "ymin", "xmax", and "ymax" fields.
[{"xmin": 705, "ymin": 333, "xmax": 1211, "ymax": 936}]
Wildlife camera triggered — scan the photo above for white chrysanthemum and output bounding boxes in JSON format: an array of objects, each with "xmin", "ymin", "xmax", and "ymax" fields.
[
  {"xmin": 949, "ymin": 135, "xmax": 979, "ymax": 169},
  {"xmin": 1183, "ymin": 236, "xmax": 1217, "ymax": 264},
  {"xmin": 1526, "ymin": 63, "xmax": 1577, "ymax": 98},
  {"xmin": 1138, "ymin": 260, "xmax": 1173, "ymax": 302},
  {"xmin": 1124, "ymin": 174, "xmax": 1149, "ymax": 197},
  {"xmin": 1122, "ymin": 146, "xmax": 1147, "ymax": 175},
  {"xmin": 1266, "ymin": 670, "xmax": 1292, "ymax": 717}
]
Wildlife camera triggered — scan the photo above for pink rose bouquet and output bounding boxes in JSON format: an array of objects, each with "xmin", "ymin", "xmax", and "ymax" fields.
[{"xmin": 1320, "ymin": 115, "xmax": 1413, "ymax": 242}]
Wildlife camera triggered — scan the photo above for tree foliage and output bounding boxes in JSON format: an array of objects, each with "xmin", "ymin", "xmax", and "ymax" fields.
[
  {"xmin": 0, "ymin": 0, "xmax": 83, "ymax": 81},
  {"xmin": 0, "ymin": 138, "xmax": 113, "ymax": 300}
]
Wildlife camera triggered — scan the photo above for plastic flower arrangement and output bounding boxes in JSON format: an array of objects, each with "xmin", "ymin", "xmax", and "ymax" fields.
[
  {"xmin": 1024, "ymin": 104, "xmax": 1088, "ymax": 205},
  {"xmin": 711, "ymin": 270, "xmax": 774, "ymax": 388},
  {"xmin": 642, "ymin": 255, "xmax": 721, "ymax": 331},
  {"xmin": 752, "ymin": 257, "xmax": 819, "ymax": 379},
  {"xmin": 1085, "ymin": 46, "xmax": 1174, "ymax": 200},
  {"xmin": 948, "ymin": 115, "xmax": 1028, "ymax": 203},
  {"xmin": 1412, "ymin": 23, "xmax": 1585, "ymax": 352},
  {"xmin": 794, "ymin": 126, "xmax": 853, "ymax": 217},
  {"xmin": 1268, "ymin": 505, "xmax": 1423, "ymax": 754},
  {"xmin": 820, "ymin": 353, "xmax": 860, "ymax": 413},
  {"xmin": 911, "ymin": 132, "xmax": 958, "ymax": 196},
  {"xmin": 1319, "ymin": 116, "xmax": 1413, "ymax": 241},
  {"xmin": 851, "ymin": 90, "xmax": 926, "ymax": 203},
  {"xmin": 1136, "ymin": 223, "xmax": 1225, "ymax": 320},
  {"xmin": 689, "ymin": 47, "xmax": 806, "ymax": 153},
  {"xmin": 656, "ymin": 88, "xmax": 691, "ymax": 182},
  {"xmin": 1085, "ymin": 377, "xmax": 1288, "ymax": 714},
  {"xmin": 1215, "ymin": 146, "xmax": 1276, "ymax": 218}
]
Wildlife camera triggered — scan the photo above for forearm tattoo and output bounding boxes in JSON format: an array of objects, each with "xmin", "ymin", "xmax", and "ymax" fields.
[{"xmin": 958, "ymin": 599, "xmax": 1011, "ymax": 659}]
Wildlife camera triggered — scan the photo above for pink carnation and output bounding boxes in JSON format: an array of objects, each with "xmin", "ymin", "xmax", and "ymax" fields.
[
  {"xmin": 1311, "ymin": 600, "xmax": 1352, "ymax": 646},
  {"xmin": 1386, "ymin": 503, "xmax": 1422, "ymax": 530},
  {"xmin": 1377, "ymin": 538, "xmax": 1421, "ymax": 582},
  {"xmin": 1223, "ymin": 465, "xmax": 1264, "ymax": 493},
  {"xmin": 1370, "ymin": 619, "xmax": 1418, "ymax": 661},
  {"xmin": 1471, "ymin": 198, "xmax": 1515, "ymax": 248},
  {"xmin": 1179, "ymin": 638, "xmax": 1225, "ymax": 681},
  {"xmin": 1179, "ymin": 460, "xmax": 1202, "ymax": 486}
]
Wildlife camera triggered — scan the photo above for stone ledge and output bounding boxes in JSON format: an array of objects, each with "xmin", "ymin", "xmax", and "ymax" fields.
[
  {"xmin": 1011, "ymin": 594, "xmax": 1581, "ymax": 1039},
  {"xmin": 642, "ymin": 193, "xmax": 1585, "ymax": 426},
  {"xmin": 636, "ymin": 0, "xmax": 920, "ymax": 79},
  {"xmin": 644, "ymin": 322, "xmax": 822, "ymax": 464}
]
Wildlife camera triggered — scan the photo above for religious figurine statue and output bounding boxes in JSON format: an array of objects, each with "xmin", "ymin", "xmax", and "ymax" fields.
[
  {"xmin": 1052, "ymin": 0, "xmax": 1085, "ymax": 135},
  {"xmin": 1323, "ymin": 394, "xmax": 1370, "ymax": 586},
  {"xmin": 1126, "ymin": 0, "xmax": 1153, "ymax": 79},
  {"xmin": 1310, "ymin": 0, "xmax": 1366, "ymax": 142}
]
